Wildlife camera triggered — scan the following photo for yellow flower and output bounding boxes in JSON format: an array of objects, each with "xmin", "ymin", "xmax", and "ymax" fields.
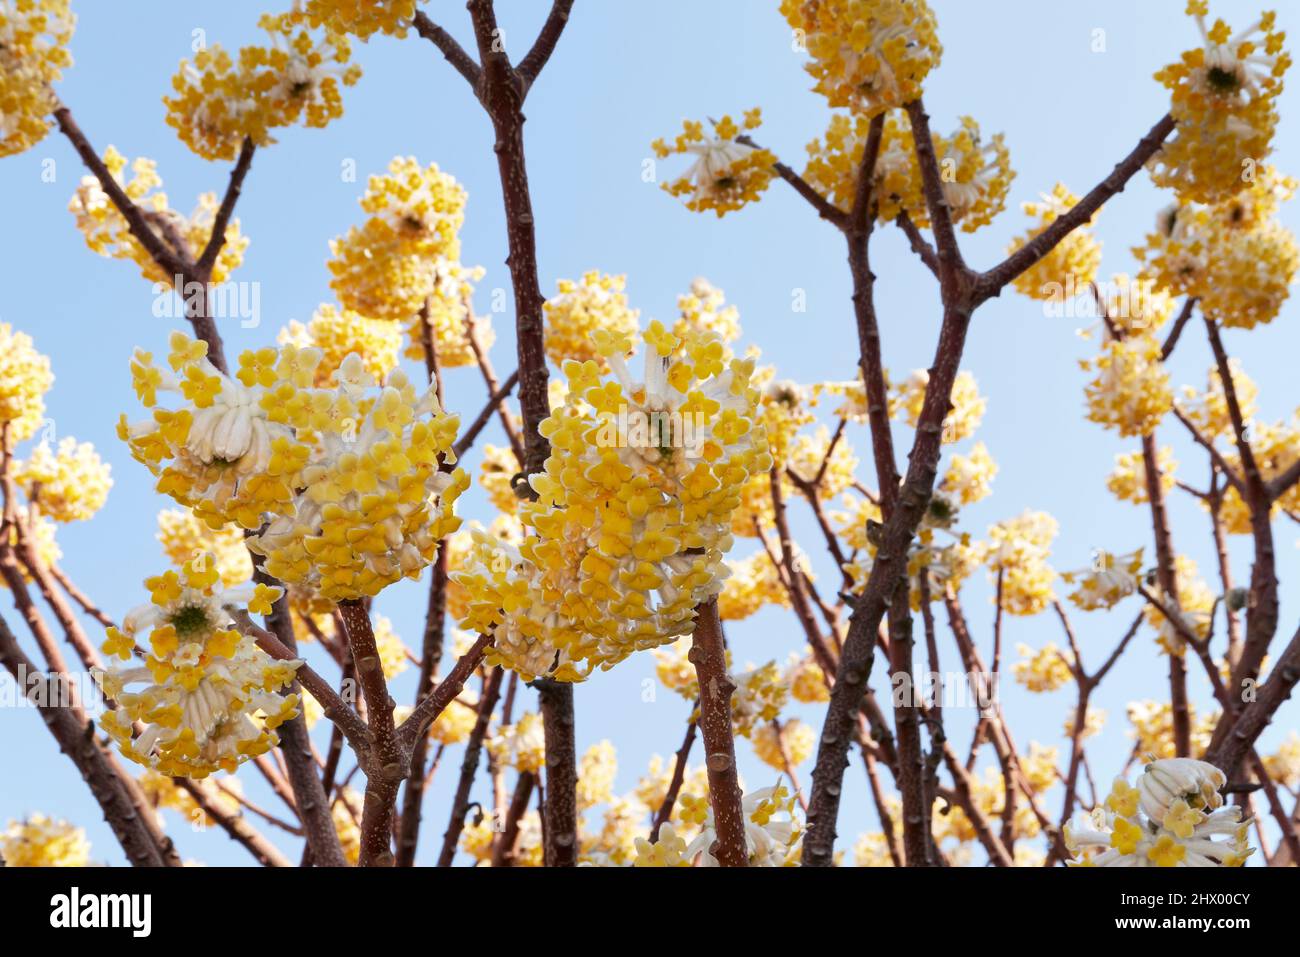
[
  {"xmin": 0, "ymin": 0, "xmax": 75, "ymax": 157},
  {"xmin": 1081, "ymin": 331, "xmax": 1172, "ymax": 438},
  {"xmin": 673, "ymin": 278, "xmax": 742, "ymax": 348},
  {"xmin": 1106, "ymin": 445, "xmax": 1177, "ymax": 505},
  {"xmin": 1, "ymin": 815, "xmax": 89, "ymax": 867},
  {"xmin": 164, "ymin": 8, "xmax": 362, "ymax": 160},
  {"xmin": 278, "ymin": 305, "xmax": 402, "ymax": 386},
  {"xmin": 1007, "ymin": 184, "xmax": 1102, "ymax": 301},
  {"xmin": 718, "ymin": 550, "xmax": 793, "ymax": 621},
  {"xmin": 94, "ymin": 557, "xmax": 301, "ymax": 777},
  {"xmin": 1012, "ymin": 642, "xmax": 1072, "ymax": 693},
  {"xmin": 577, "ymin": 741, "xmax": 619, "ymax": 811},
  {"xmin": 781, "ymin": 0, "xmax": 942, "ymax": 114},
  {"xmin": 986, "ymin": 511, "xmax": 1058, "ymax": 616},
  {"xmin": 731, "ymin": 662, "xmax": 790, "ymax": 738},
  {"xmin": 544, "ymin": 271, "xmax": 640, "ymax": 368},
  {"xmin": 487, "ymin": 713, "xmax": 546, "ymax": 775},
  {"xmin": 892, "ymin": 369, "xmax": 985, "ymax": 444},
  {"xmin": 1150, "ymin": 4, "xmax": 1289, "ymax": 204},
  {"xmin": 752, "ymin": 719, "xmax": 815, "ymax": 771},
  {"xmin": 1147, "ymin": 833, "xmax": 1187, "ymax": 867},
  {"xmin": 156, "ymin": 508, "xmax": 253, "ymax": 587},
  {"xmin": 0, "ymin": 322, "xmax": 53, "ymax": 446},
  {"xmin": 1127, "ymin": 699, "xmax": 1218, "ymax": 760},
  {"xmin": 940, "ymin": 442, "xmax": 997, "ymax": 506},
  {"xmin": 305, "ymin": 0, "xmax": 418, "ymax": 39},
  {"xmin": 1142, "ymin": 554, "xmax": 1215, "ymax": 653},
  {"xmin": 1061, "ymin": 548, "xmax": 1144, "ymax": 611},
  {"xmin": 786, "ymin": 653, "xmax": 830, "ymax": 703},
  {"xmin": 11, "ymin": 437, "xmax": 111, "ymax": 522},
  {"xmin": 653, "ymin": 110, "xmax": 775, "ymax": 217},
  {"xmin": 429, "ymin": 696, "xmax": 478, "ymax": 745},
  {"xmin": 1105, "ymin": 778, "xmax": 1141, "ymax": 818}
]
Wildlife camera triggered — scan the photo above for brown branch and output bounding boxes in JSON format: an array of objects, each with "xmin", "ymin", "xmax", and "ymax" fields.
[
  {"xmin": 175, "ymin": 779, "xmax": 291, "ymax": 867},
  {"xmin": 895, "ymin": 212, "xmax": 940, "ymax": 277},
  {"xmin": 536, "ymin": 677, "xmax": 578, "ymax": 866},
  {"xmin": 490, "ymin": 770, "xmax": 536, "ymax": 866},
  {"xmin": 736, "ymin": 133, "xmax": 847, "ymax": 229},
  {"xmin": 975, "ymin": 113, "xmax": 1175, "ymax": 303},
  {"xmin": 516, "ymin": 0, "xmax": 575, "ymax": 96},
  {"xmin": 650, "ymin": 705, "xmax": 699, "ymax": 843},
  {"xmin": 1160, "ymin": 297, "xmax": 1197, "ymax": 361},
  {"xmin": 396, "ymin": 632, "xmax": 492, "ymax": 750},
  {"xmin": 688, "ymin": 598, "xmax": 747, "ymax": 866},
  {"xmin": 411, "ymin": 10, "xmax": 483, "ymax": 91},
  {"xmin": 452, "ymin": 368, "xmax": 520, "ymax": 459},
  {"xmin": 437, "ymin": 666, "xmax": 503, "ymax": 866},
  {"xmin": 1208, "ymin": 623, "xmax": 1300, "ymax": 773},
  {"xmin": 195, "ymin": 137, "xmax": 255, "ymax": 277}
]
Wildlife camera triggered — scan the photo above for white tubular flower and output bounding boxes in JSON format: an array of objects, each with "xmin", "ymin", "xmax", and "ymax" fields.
[
  {"xmin": 95, "ymin": 557, "xmax": 302, "ymax": 778},
  {"xmin": 682, "ymin": 783, "xmax": 803, "ymax": 867},
  {"xmin": 1137, "ymin": 757, "xmax": 1226, "ymax": 825}
]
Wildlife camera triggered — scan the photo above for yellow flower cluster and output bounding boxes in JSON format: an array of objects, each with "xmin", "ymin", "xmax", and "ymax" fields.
[
  {"xmin": 1, "ymin": 814, "xmax": 88, "ymax": 867},
  {"xmin": 69, "ymin": 147, "xmax": 249, "ymax": 285},
  {"xmin": 1065, "ymin": 759, "xmax": 1251, "ymax": 867},
  {"xmin": 1216, "ymin": 419, "xmax": 1300, "ymax": 533},
  {"xmin": 429, "ymin": 697, "xmax": 478, "ymax": 746},
  {"xmin": 121, "ymin": 332, "xmax": 466, "ymax": 602},
  {"xmin": 674, "ymin": 278, "xmax": 741, "ymax": 348},
  {"xmin": 1106, "ymin": 445, "xmax": 1177, "ymax": 505},
  {"xmin": 786, "ymin": 652, "xmax": 830, "ymax": 703},
  {"xmin": 1064, "ymin": 704, "xmax": 1107, "ymax": 741},
  {"xmin": 939, "ymin": 441, "xmax": 997, "ymax": 506},
  {"xmin": 731, "ymin": 662, "xmax": 790, "ymax": 738},
  {"xmin": 578, "ymin": 741, "xmax": 619, "ymax": 810},
  {"xmin": 1136, "ymin": 170, "xmax": 1298, "ymax": 329},
  {"xmin": 0, "ymin": 0, "xmax": 74, "ymax": 157},
  {"xmin": 328, "ymin": 157, "xmax": 469, "ymax": 322},
  {"xmin": 1150, "ymin": 3, "xmax": 1290, "ymax": 204},
  {"xmin": 1128, "ymin": 699, "xmax": 1219, "ymax": 759},
  {"xmin": 636, "ymin": 783, "xmax": 802, "ymax": 867},
  {"xmin": 543, "ymin": 271, "xmax": 640, "ymax": 367},
  {"xmin": 96, "ymin": 557, "xmax": 302, "ymax": 777},
  {"xmin": 400, "ymin": 261, "xmax": 494, "ymax": 368},
  {"xmin": 454, "ymin": 323, "xmax": 772, "ymax": 680},
  {"xmin": 1093, "ymin": 273, "xmax": 1175, "ymax": 339},
  {"xmin": 803, "ymin": 111, "xmax": 1011, "ymax": 233},
  {"xmin": 752, "ymin": 719, "xmax": 815, "ymax": 771},
  {"xmin": 12, "ymin": 437, "xmax": 111, "ymax": 523},
  {"xmin": 156, "ymin": 508, "xmax": 253, "ymax": 587},
  {"xmin": 1007, "ymin": 184, "xmax": 1103, "ymax": 300},
  {"xmin": 1062, "ymin": 548, "xmax": 1145, "ymax": 611},
  {"xmin": 487, "ymin": 713, "xmax": 546, "ymax": 775},
  {"xmin": 986, "ymin": 511, "xmax": 1058, "ymax": 616},
  {"xmin": 831, "ymin": 491, "xmax": 882, "ymax": 552},
  {"xmin": 138, "ymin": 770, "xmax": 243, "ymax": 827},
  {"xmin": 1, "ymin": 515, "xmax": 60, "ymax": 590},
  {"xmin": 1081, "ymin": 332, "xmax": 1173, "ymax": 438},
  {"xmin": 718, "ymin": 550, "xmax": 792, "ymax": 621},
  {"xmin": 331, "ymin": 788, "xmax": 363, "ymax": 864},
  {"xmin": 1178, "ymin": 359, "xmax": 1258, "ymax": 439},
  {"xmin": 477, "ymin": 443, "xmax": 520, "ymax": 515},
  {"xmin": 652, "ymin": 637, "xmax": 699, "ymax": 701},
  {"xmin": 787, "ymin": 425, "xmax": 859, "ymax": 498},
  {"xmin": 781, "ymin": 0, "xmax": 942, "ymax": 115},
  {"xmin": 278, "ymin": 304, "xmax": 402, "ymax": 387},
  {"xmin": 1012, "ymin": 642, "xmax": 1073, "ymax": 693},
  {"xmin": 305, "ymin": 0, "xmax": 418, "ymax": 39},
  {"xmin": 164, "ymin": 8, "xmax": 362, "ymax": 161},
  {"xmin": 653, "ymin": 110, "xmax": 776, "ymax": 217},
  {"xmin": 0, "ymin": 322, "xmax": 53, "ymax": 446},
  {"xmin": 891, "ymin": 369, "xmax": 985, "ymax": 444}
]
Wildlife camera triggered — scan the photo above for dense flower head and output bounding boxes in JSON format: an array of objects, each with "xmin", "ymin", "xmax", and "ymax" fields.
[
  {"xmin": 1012, "ymin": 642, "xmax": 1073, "ymax": 693},
  {"xmin": 477, "ymin": 443, "xmax": 521, "ymax": 515},
  {"xmin": 0, "ymin": 0, "xmax": 75, "ymax": 157},
  {"xmin": 544, "ymin": 271, "xmax": 640, "ymax": 367},
  {"xmin": 69, "ymin": 147, "xmax": 249, "ymax": 285},
  {"xmin": 652, "ymin": 110, "xmax": 776, "ymax": 217},
  {"xmin": 12, "ymin": 437, "xmax": 111, "ymax": 522},
  {"xmin": 673, "ymin": 277, "xmax": 742, "ymax": 347},
  {"xmin": 781, "ymin": 0, "xmax": 942, "ymax": 114},
  {"xmin": 1081, "ymin": 331, "xmax": 1173, "ymax": 438},
  {"xmin": 1215, "ymin": 419, "xmax": 1300, "ymax": 533},
  {"xmin": 1128, "ymin": 699, "xmax": 1218, "ymax": 759},
  {"xmin": 1143, "ymin": 554, "xmax": 1215, "ymax": 653},
  {"xmin": 1, "ymin": 814, "xmax": 88, "ymax": 867},
  {"xmin": 164, "ymin": 7, "xmax": 362, "ymax": 161},
  {"xmin": 328, "ymin": 159, "xmax": 471, "ymax": 324},
  {"xmin": 752, "ymin": 719, "xmax": 814, "ymax": 770},
  {"xmin": 1062, "ymin": 548, "xmax": 1145, "ymax": 611},
  {"xmin": 986, "ymin": 510, "xmax": 1057, "ymax": 616},
  {"xmin": 1107, "ymin": 445, "xmax": 1177, "ymax": 505},
  {"xmin": 96, "ymin": 556, "xmax": 302, "ymax": 777},
  {"xmin": 1065, "ymin": 758, "xmax": 1250, "ymax": 867},
  {"xmin": 488, "ymin": 713, "xmax": 546, "ymax": 775},
  {"xmin": 138, "ymin": 770, "xmax": 242, "ymax": 827},
  {"xmin": 304, "ymin": 0, "xmax": 418, "ymax": 39},
  {"xmin": 1007, "ymin": 184, "xmax": 1103, "ymax": 300},
  {"xmin": 637, "ymin": 782, "xmax": 802, "ymax": 867},
  {"xmin": 156, "ymin": 508, "xmax": 253, "ymax": 587},
  {"xmin": 1092, "ymin": 274, "xmax": 1176, "ymax": 339},
  {"xmin": 731, "ymin": 661, "xmax": 791, "ymax": 737},
  {"xmin": 0, "ymin": 322, "xmax": 53, "ymax": 446},
  {"xmin": 939, "ymin": 441, "xmax": 997, "ymax": 506},
  {"xmin": 577, "ymin": 741, "xmax": 619, "ymax": 810},
  {"xmin": 278, "ymin": 304, "xmax": 402, "ymax": 386},
  {"xmin": 1136, "ymin": 173, "xmax": 1299, "ymax": 329},
  {"xmin": 121, "ymin": 331, "xmax": 466, "ymax": 601},
  {"xmin": 1150, "ymin": 3, "xmax": 1290, "ymax": 204},
  {"xmin": 891, "ymin": 368, "xmax": 985, "ymax": 443},
  {"xmin": 455, "ymin": 323, "xmax": 772, "ymax": 680},
  {"xmin": 429, "ymin": 695, "xmax": 478, "ymax": 746},
  {"xmin": 718, "ymin": 549, "xmax": 796, "ymax": 621}
]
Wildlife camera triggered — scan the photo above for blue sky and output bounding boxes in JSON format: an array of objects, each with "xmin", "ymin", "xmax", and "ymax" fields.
[{"xmin": 1, "ymin": 0, "xmax": 1296, "ymax": 866}]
